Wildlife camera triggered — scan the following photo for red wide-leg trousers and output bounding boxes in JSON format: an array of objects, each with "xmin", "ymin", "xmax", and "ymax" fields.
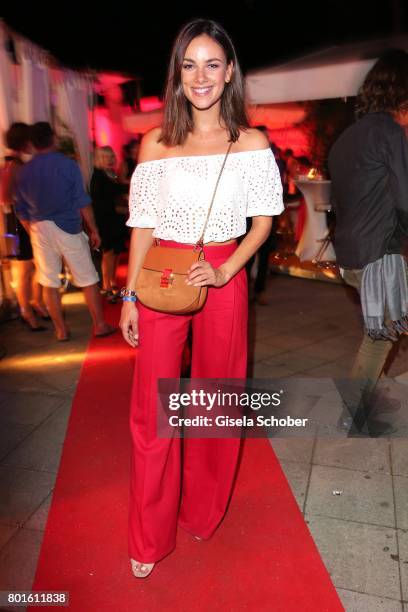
[{"xmin": 128, "ymin": 241, "xmax": 248, "ymax": 563}]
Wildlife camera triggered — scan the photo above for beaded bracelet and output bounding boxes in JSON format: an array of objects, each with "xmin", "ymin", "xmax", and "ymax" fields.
[
  {"xmin": 120, "ymin": 287, "xmax": 137, "ymax": 298},
  {"xmin": 122, "ymin": 295, "xmax": 137, "ymax": 303}
]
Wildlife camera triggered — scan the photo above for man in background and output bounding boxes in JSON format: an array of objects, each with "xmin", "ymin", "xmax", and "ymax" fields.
[
  {"xmin": 329, "ymin": 50, "xmax": 408, "ymax": 436},
  {"xmin": 14, "ymin": 122, "xmax": 116, "ymax": 341}
]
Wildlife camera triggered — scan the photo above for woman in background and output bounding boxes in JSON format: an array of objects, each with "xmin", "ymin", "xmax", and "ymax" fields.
[
  {"xmin": 90, "ymin": 146, "xmax": 128, "ymax": 302},
  {"xmin": 119, "ymin": 138, "xmax": 140, "ymax": 185}
]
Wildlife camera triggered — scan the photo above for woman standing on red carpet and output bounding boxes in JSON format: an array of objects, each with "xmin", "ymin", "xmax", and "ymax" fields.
[{"xmin": 120, "ymin": 18, "xmax": 283, "ymax": 578}]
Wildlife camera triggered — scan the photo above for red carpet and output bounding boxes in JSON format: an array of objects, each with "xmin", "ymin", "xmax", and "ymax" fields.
[{"xmin": 29, "ymin": 297, "xmax": 344, "ymax": 612}]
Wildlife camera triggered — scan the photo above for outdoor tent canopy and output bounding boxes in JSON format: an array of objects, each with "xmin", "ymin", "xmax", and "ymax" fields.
[{"xmin": 245, "ymin": 36, "xmax": 408, "ymax": 104}]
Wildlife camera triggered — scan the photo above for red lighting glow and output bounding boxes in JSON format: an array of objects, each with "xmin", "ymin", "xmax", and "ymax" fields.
[
  {"xmin": 139, "ymin": 96, "xmax": 164, "ymax": 112},
  {"xmin": 93, "ymin": 109, "xmax": 113, "ymax": 147}
]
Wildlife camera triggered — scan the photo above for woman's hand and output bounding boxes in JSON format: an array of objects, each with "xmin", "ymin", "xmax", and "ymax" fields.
[
  {"xmin": 186, "ymin": 261, "xmax": 230, "ymax": 288},
  {"xmin": 120, "ymin": 302, "xmax": 139, "ymax": 347}
]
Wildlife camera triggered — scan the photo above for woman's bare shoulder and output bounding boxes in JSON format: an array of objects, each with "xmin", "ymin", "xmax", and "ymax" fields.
[
  {"xmin": 138, "ymin": 127, "xmax": 166, "ymax": 163},
  {"xmin": 235, "ymin": 128, "xmax": 270, "ymax": 152}
]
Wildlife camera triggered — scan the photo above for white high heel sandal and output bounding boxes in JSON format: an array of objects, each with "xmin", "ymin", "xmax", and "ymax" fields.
[{"xmin": 130, "ymin": 558, "xmax": 155, "ymax": 578}]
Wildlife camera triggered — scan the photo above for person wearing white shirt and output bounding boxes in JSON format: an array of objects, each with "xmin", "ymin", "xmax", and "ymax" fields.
[{"xmin": 120, "ymin": 18, "xmax": 283, "ymax": 578}]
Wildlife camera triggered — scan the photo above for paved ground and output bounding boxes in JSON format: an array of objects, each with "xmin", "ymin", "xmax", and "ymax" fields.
[{"xmin": 1, "ymin": 274, "xmax": 408, "ymax": 612}]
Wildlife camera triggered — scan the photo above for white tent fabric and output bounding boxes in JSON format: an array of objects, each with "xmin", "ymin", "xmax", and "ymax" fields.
[
  {"xmin": 14, "ymin": 36, "xmax": 51, "ymax": 123},
  {"xmin": 0, "ymin": 23, "xmax": 15, "ymax": 158},
  {"xmin": 0, "ymin": 23, "xmax": 93, "ymax": 186},
  {"xmin": 246, "ymin": 37, "xmax": 408, "ymax": 104},
  {"xmin": 55, "ymin": 70, "xmax": 93, "ymax": 187},
  {"xmin": 246, "ymin": 59, "xmax": 376, "ymax": 104}
]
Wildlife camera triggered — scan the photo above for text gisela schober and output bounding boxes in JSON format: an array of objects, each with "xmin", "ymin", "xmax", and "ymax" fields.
[{"xmin": 166, "ymin": 390, "xmax": 309, "ymax": 428}]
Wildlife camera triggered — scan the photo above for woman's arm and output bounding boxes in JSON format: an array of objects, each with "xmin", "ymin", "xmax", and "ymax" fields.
[
  {"xmin": 123, "ymin": 227, "xmax": 155, "ymax": 291},
  {"xmin": 186, "ymin": 216, "xmax": 272, "ymax": 288},
  {"xmin": 187, "ymin": 128, "xmax": 282, "ymax": 288},
  {"xmin": 219, "ymin": 216, "xmax": 272, "ymax": 282},
  {"xmin": 119, "ymin": 227, "xmax": 154, "ymax": 347}
]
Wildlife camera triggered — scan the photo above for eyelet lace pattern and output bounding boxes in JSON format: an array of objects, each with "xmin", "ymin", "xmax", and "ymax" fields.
[{"xmin": 126, "ymin": 148, "xmax": 284, "ymax": 243}]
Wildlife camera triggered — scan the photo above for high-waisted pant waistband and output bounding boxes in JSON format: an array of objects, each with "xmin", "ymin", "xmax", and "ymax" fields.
[{"xmin": 155, "ymin": 239, "xmax": 237, "ymax": 260}]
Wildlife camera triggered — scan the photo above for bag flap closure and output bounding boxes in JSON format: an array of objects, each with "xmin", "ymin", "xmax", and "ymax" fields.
[{"xmin": 143, "ymin": 245, "xmax": 203, "ymax": 274}]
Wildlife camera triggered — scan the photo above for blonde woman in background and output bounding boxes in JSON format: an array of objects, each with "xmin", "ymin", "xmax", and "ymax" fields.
[{"xmin": 90, "ymin": 146, "xmax": 128, "ymax": 302}]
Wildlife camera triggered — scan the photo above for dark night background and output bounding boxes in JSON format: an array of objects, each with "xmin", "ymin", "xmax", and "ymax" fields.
[{"xmin": 2, "ymin": 1, "xmax": 407, "ymax": 96}]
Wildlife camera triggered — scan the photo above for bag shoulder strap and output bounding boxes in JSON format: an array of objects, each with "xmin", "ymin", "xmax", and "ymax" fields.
[{"xmin": 196, "ymin": 141, "xmax": 233, "ymax": 247}]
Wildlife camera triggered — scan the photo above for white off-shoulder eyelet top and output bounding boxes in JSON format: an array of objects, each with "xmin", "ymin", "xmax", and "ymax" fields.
[{"xmin": 126, "ymin": 148, "xmax": 284, "ymax": 243}]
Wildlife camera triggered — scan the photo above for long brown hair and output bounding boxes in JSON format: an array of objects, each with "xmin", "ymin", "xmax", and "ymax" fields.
[
  {"xmin": 356, "ymin": 49, "xmax": 408, "ymax": 118},
  {"xmin": 160, "ymin": 19, "xmax": 249, "ymax": 146}
]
